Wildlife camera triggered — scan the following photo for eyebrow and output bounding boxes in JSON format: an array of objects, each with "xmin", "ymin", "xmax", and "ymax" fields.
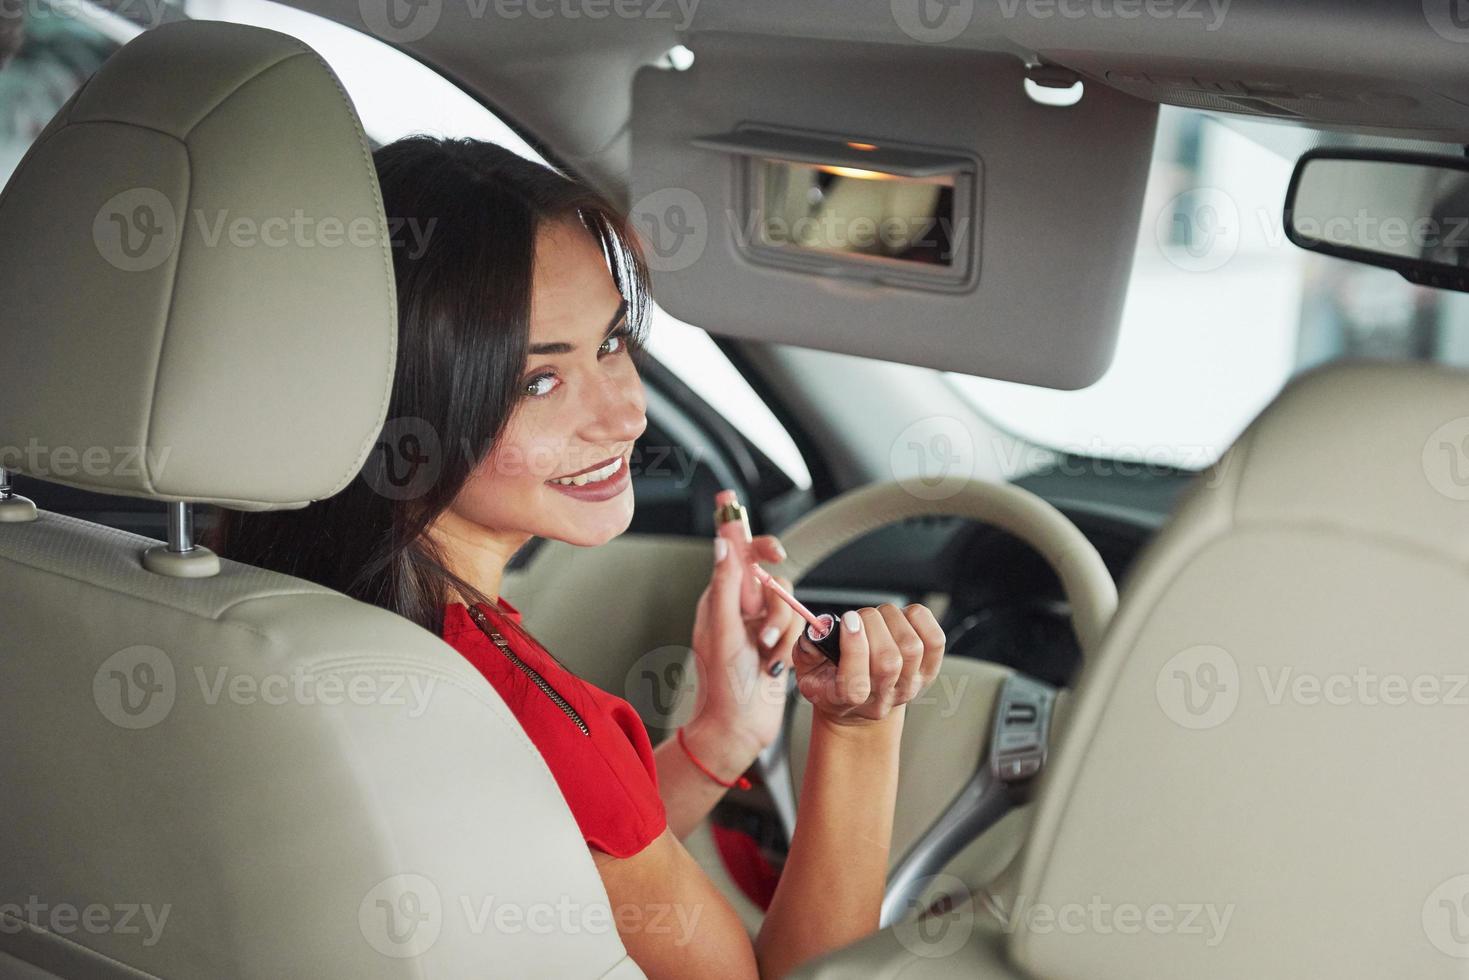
[{"xmin": 528, "ymin": 298, "xmax": 628, "ymax": 356}]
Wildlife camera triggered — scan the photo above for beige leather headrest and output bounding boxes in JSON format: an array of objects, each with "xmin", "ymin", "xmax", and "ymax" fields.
[
  {"xmin": 1226, "ymin": 361, "xmax": 1469, "ymax": 560},
  {"xmin": 0, "ymin": 21, "xmax": 395, "ymax": 510},
  {"xmin": 1011, "ymin": 360, "xmax": 1469, "ymax": 977}
]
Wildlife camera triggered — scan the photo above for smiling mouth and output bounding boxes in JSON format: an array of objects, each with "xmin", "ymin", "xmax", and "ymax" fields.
[{"xmin": 546, "ymin": 456, "xmax": 624, "ymax": 487}]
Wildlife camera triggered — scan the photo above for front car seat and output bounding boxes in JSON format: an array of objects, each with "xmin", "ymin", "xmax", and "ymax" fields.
[
  {"xmin": 796, "ymin": 359, "xmax": 1469, "ymax": 978},
  {"xmin": 0, "ymin": 21, "xmax": 642, "ymax": 979}
]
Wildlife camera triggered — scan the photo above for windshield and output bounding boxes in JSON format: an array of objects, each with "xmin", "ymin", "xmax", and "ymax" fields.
[{"xmin": 949, "ymin": 106, "xmax": 1469, "ymax": 470}]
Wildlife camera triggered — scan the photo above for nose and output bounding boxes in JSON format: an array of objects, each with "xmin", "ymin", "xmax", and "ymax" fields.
[{"xmin": 581, "ymin": 363, "xmax": 647, "ymax": 449}]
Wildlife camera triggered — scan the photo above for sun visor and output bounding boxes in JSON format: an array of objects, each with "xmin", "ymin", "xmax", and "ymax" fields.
[{"xmin": 630, "ymin": 35, "xmax": 1157, "ymax": 390}]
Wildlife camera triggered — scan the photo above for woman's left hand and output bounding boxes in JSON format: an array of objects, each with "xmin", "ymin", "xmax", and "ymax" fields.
[{"xmin": 688, "ymin": 533, "xmax": 803, "ymax": 756}]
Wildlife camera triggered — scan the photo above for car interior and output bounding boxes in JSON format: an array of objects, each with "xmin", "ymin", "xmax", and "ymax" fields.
[{"xmin": 3, "ymin": 1, "xmax": 1469, "ymax": 977}]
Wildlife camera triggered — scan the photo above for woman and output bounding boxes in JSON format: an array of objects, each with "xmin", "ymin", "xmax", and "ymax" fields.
[{"xmin": 212, "ymin": 136, "xmax": 946, "ymax": 979}]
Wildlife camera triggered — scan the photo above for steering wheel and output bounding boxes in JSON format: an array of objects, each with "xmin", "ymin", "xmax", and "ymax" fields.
[{"xmin": 752, "ymin": 479, "xmax": 1117, "ymax": 926}]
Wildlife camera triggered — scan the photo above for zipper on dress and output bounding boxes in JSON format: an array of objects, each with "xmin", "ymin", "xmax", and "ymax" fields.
[{"xmin": 467, "ymin": 605, "xmax": 591, "ymax": 737}]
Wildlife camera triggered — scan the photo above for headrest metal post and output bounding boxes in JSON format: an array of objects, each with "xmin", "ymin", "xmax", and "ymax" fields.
[
  {"xmin": 167, "ymin": 501, "xmax": 194, "ymax": 554},
  {"xmin": 143, "ymin": 501, "xmax": 220, "ymax": 578}
]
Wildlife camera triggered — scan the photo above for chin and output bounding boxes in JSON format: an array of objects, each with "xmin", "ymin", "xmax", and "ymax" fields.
[
  {"xmin": 558, "ymin": 522, "xmax": 631, "ymax": 548},
  {"xmin": 548, "ymin": 496, "xmax": 635, "ymax": 548}
]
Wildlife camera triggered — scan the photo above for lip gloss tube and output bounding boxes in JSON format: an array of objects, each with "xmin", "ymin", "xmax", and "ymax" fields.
[
  {"xmin": 799, "ymin": 613, "xmax": 843, "ymax": 666},
  {"xmin": 714, "ymin": 489, "xmax": 766, "ymax": 619},
  {"xmin": 749, "ymin": 563, "xmax": 843, "ymax": 665}
]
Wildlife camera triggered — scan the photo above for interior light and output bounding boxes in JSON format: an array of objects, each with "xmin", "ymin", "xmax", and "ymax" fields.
[
  {"xmin": 657, "ymin": 44, "xmax": 695, "ymax": 72},
  {"xmin": 815, "ymin": 164, "xmax": 899, "ymax": 180}
]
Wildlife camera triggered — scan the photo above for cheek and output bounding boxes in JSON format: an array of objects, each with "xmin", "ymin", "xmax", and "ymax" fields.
[
  {"xmin": 478, "ymin": 411, "xmax": 573, "ymax": 485},
  {"xmin": 474, "ymin": 437, "xmax": 561, "ymax": 492},
  {"xmin": 449, "ymin": 460, "xmax": 515, "ymax": 526},
  {"xmin": 620, "ymin": 359, "xmax": 648, "ymax": 409},
  {"xmin": 448, "ymin": 442, "xmax": 552, "ymax": 530}
]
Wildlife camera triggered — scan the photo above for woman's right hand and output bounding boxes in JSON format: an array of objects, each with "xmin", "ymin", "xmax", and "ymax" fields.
[{"xmin": 790, "ymin": 603, "xmax": 945, "ymax": 726}]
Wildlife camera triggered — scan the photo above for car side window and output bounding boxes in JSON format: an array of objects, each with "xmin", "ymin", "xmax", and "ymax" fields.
[{"xmin": 0, "ymin": 5, "xmax": 119, "ymax": 187}]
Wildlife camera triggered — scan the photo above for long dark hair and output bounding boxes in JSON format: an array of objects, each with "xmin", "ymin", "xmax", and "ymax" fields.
[{"xmin": 208, "ymin": 136, "xmax": 651, "ymax": 635}]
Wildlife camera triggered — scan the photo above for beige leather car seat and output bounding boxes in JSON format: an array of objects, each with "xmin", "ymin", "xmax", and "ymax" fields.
[
  {"xmin": 0, "ymin": 21, "xmax": 642, "ymax": 980},
  {"xmin": 795, "ymin": 359, "xmax": 1469, "ymax": 977}
]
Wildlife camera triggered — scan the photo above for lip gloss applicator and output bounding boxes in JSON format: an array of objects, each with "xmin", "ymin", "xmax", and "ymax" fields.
[{"xmin": 749, "ymin": 563, "xmax": 843, "ymax": 665}]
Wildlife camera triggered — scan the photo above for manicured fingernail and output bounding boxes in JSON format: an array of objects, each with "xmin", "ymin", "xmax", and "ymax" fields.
[
  {"xmin": 714, "ymin": 538, "xmax": 728, "ymax": 562},
  {"xmin": 760, "ymin": 626, "xmax": 780, "ymax": 648},
  {"xmin": 768, "ymin": 660, "xmax": 785, "ymax": 677},
  {"xmin": 774, "ymin": 542, "xmax": 788, "ymax": 561},
  {"xmin": 842, "ymin": 611, "xmax": 862, "ymax": 633}
]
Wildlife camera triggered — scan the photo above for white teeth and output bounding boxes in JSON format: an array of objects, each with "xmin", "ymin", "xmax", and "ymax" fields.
[{"xmin": 551, "ymin": 457, "xmax": 622, "ymax": 487}]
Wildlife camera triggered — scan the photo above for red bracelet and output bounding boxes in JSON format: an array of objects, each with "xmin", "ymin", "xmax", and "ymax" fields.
[{"xmin": 677, "ymin": 727, "xmax": 752, "ymax": 791}]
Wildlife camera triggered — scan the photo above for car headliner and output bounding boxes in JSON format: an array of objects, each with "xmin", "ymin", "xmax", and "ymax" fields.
[{"xmin": 259, "ymin": 0, "xmax": 1469, "ymax": 205}]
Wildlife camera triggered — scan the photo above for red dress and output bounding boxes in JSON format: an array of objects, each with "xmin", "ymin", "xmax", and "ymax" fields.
[{"xmin": 441, "ymin": 597, "xmax": 667, "ymax": 858}]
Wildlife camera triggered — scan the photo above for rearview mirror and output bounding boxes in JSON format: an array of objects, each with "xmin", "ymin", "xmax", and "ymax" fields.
[{"xmin": 1284, "ymin": 149, "xmax": 1469, "ymax": 292}]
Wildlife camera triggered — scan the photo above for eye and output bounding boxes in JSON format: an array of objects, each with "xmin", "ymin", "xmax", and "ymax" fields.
[
  {"xmin": 599, "ymin": 326, "xmax": 631, "ymax": 358},
  {"xmin": 523, "ymin": 372, "xmax": 559, "ymax": 398}
]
